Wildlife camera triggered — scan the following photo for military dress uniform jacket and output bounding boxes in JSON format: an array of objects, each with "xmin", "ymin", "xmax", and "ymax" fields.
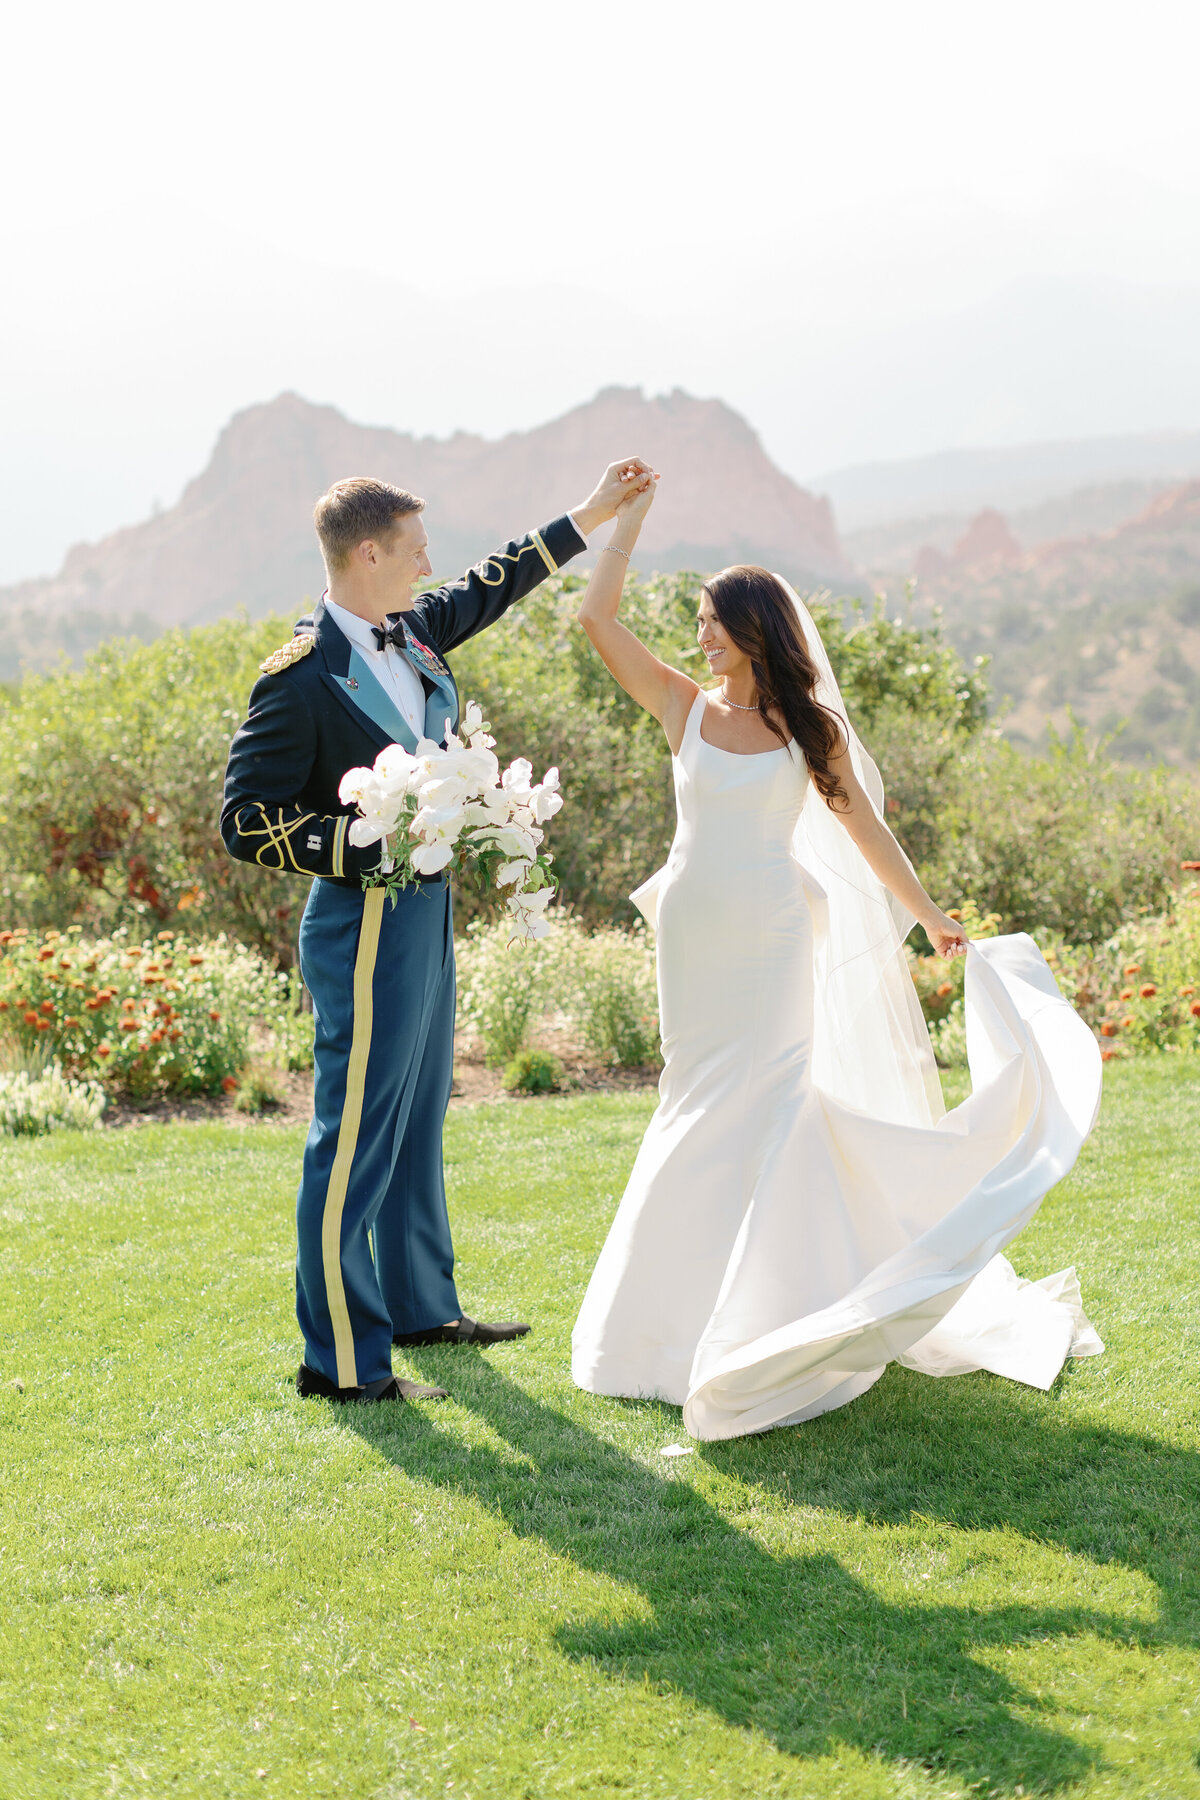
[{"xmin": 220, "ymin": 513, "xmax": 587, "ymax": 881}]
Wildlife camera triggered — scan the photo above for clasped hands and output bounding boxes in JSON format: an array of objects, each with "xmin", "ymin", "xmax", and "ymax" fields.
[{"xmin": 572, "ymin": 458, "xmax": 659, "ymax": 538}]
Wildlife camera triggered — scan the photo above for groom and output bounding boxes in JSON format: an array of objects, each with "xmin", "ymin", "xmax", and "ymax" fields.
[{"xmin": 221, "ymin": 458, "xmax": 651, "ymax": 1403}]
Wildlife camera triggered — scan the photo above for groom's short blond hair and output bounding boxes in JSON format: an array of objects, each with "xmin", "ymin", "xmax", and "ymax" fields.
[{"xmin": 314, "ymin": 478, "xmax": 425, "ymax": 571}]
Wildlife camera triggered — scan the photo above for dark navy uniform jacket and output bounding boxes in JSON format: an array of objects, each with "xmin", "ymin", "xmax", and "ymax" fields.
[{"xmin": 221, "ymin": 514, "xmax": 585, "ymax": 886}]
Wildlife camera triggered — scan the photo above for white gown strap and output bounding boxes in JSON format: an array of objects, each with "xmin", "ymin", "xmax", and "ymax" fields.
[{"xmin": 680, "ymin": 687, "xmax": 707, "ymax": 757}]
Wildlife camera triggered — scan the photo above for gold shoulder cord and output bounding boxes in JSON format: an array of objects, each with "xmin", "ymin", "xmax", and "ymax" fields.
[{"xmin": 260, "ymin": 633, "xmax": 316, "ymax": 676}]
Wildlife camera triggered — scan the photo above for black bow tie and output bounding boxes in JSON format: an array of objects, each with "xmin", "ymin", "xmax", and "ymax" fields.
[{"xmin": 370, "ymin": 616, "xmax": 406, "ymax": 653}]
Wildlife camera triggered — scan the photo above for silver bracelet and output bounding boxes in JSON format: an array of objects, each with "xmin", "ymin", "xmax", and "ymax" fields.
[{"xmin": 602, "ymin": 543, "xmax": 631, "ymax": 560}]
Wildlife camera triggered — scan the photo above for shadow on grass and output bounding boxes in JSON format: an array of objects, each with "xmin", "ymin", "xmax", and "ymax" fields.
[{"xmin": 336, "ymin": 1353, "xmax": 1199, "ymax": 1793}]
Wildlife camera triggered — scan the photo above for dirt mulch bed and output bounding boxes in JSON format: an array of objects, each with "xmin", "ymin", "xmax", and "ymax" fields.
[{"xmin": 100, "ymin": 1037, "xmax": 659, "ymax": 1129}]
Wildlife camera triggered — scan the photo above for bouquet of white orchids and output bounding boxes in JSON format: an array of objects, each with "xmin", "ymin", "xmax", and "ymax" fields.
[{"xmin": 337, "ymin": 701, "xmax": 564, "ymax": 941}]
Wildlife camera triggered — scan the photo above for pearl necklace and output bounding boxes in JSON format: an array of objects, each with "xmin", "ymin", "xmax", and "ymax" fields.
[{"xmin": 721, "ymin": 685, "xmax": 759, "ymax": 711}]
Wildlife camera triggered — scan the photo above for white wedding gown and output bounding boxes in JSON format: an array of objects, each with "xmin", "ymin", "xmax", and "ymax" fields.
[{"xmin": 571, "ymin": 690, "xmax": 1103, "ymax": 1440}]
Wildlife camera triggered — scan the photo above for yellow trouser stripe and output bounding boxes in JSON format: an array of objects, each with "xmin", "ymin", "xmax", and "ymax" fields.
[
  {"xmin": 321, "ymin": 885, "xmax": 385, "ymax": 1388},
  {"xmin": 530, "ymin": 528, "xmax": 556, "ymax": 574}
]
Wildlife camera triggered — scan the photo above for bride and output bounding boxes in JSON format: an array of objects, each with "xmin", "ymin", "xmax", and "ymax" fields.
[{"xmin": 570, "ymin": 471, "xmax": 1103, "ymax": 1441}]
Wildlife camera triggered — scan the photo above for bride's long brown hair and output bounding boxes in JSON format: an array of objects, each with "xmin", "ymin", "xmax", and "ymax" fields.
[{"xmin": 703, "ymin": 566, "xmax": 849, "ymax": 809}]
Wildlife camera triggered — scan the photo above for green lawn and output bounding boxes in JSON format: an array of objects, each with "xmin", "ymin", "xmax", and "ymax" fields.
[{"xmin": 0, "ymin": 1062, "xmax": 1197, "ymax": 1800}]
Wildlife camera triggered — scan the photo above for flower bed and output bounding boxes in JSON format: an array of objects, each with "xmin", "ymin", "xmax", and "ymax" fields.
[
  {"xmin": 0, "ymin": 926, "xmax": 310, "ymax": 1099},
  {"xmin": 909, "ymin": 881, "xmax": 1200, "ymax": 1066}
]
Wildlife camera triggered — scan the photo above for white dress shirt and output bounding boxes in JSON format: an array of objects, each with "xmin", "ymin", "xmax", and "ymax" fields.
[
  {"xmin": 323, "ymin": 594, "xmax": 429, "ymax": 741},
  {"xmin": 323, "ymin": 516, "xmax": 590, "ymax": 741}
]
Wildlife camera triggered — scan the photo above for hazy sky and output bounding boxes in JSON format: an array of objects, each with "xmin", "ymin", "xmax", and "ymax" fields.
[{"xmin": 4, "ymin": 0, "xmax": 1200, "ymax": 581}]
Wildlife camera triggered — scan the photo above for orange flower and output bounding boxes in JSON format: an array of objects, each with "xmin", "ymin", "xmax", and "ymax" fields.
[
  {"xmin": 209, "ymin": 1011, "xmax": 221, "ymax": 1022},
  {"xmin": 63, "ymin": 1016, "xmax": 80, "ymax": 1029},
  {"xmin": 188, "ymin": 955, "xmax": 204, "ymax": 966},
  {"xmin": 36, "ymin": 947, "xmax": 54, "ymax": 962},
  {"xmin": 58, "ymin": 957, "xmax": 71, "ymax": 969},
  {"xmin": 1192, "ymin": 1001, "xmax": 1200, "ymax": 1019},
  {"xmin": 148, "ymin": 1029, "xmax": 164, "ymax": 1045},
  {"xmin": 36, "ymin": 1019, "xmax": 51, "ymax": 1031},
  {"xmin": 936, "ymin": 982, "xmax": 953, "ymax": 998},
  {"xmin": 97, "ymin": 1043, "xmax": 111, "ymax": 1058},
  {"xmin": 119, "ymin": 1019, "xmax": 139, "ymax": 1033},
  {"xmin": 0, "ymin": 1001, "xmax": 7, "ymax": 1012},
  {"xmin": 121, "ymin": 998, "xmax": 136, "ymax": 1012},
  {"xmin": 1101, "ymin": 1048, "xmax": 1117, "ymax": 1062},
  {"xmin": 1120, "ymin": 987, "xmax": 1134, "ymax": 1001},
  {"xmin": 946, "ymin": 908, "xmax": 962, "ymax": 921},
  {"xmin": 39, "ymin": 1000, "xmax": 53, "ymax": 1015},
  {"xmin": 0, "ymin": 932, "xmax": 12, "ymax": 945},
  {"xmin": 1123, "ymin": 964, "xmax": 1141, "ymax": 976},
  {"xmin": 1181, "ymin": 985, "xmax": 1196, "ymax": 998},
  {"xmin": 156, "ymin": 931, "xmax": 174, "ymax": 943},
  {"xmin": 1121, "ymin": 1015, "xmax": 1136, "ymax": 1029},
  {"xmin": 169, "ymin": 1028, "xmax": 182, "ymax": 1041},
  {"xmin": 221, "ymin": 1075, "xmax": 238, "ymax": 1093},
  {"xmin": 22, "ymin": 1010, "xmax": 38, "ymax": 1026},
  {"xmin": 1099, "ymin": 1022, "xmax": 1117, "ymax": 1037},
  {"xmin": 1139, "ymin": 984, "xmax": 1157, "ymax": 999},
  {"xmin": 84, "ymin": 998, "xmax": 102, "ymax": 1012},
  {"xmin": 1182, "ymin": 861, "xmax": 1200, "ymax": 871}
]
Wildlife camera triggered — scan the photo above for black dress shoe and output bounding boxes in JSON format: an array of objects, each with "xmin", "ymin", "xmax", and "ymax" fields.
[
  {"xmin": 392, "ymin": 1314, "xmax": 532, "ymax": 1348},
  {"xmin": 296, "ymin": 1363, "xmax": 448, "ymax": 1403}
]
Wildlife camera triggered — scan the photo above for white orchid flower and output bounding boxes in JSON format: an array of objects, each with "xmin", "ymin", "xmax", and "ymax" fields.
[
  {"xmin": 501, "ymin": 758, "xmax": 534, "ymax": 806},
  {"xmin": 374, "ymin": 744, "xmax": 421, "ymax": 794},
  {"xmin": 411, "ymin": 803, "xmax": 466, "ymax": 844},
  {"xmin": 506, "ymin": 887, "xmax": 555, "ymax": 940},
  {"xmin": 529, "ymin": 767, "xmax": 564, "ymax": 824},
  {"xmin": 348, "ymin": 816, "xmax": 391, "ymax": 847},
  {"xmin": 462, "ymin": 700, "xmax": 485, "ymax": 736},
  {"xmin": 411, "ymin": 840, "xmax": 455, "ymax": 876},
  {"xmin": 417, "ymin": 773, "xmax": 471, "ymax": 813},
  {"xmin": 496, "ymin": 857, "xmax": 533, "ymax": 889},
  {"xmin": 490, "ymin": 823, "xmax": 539, "ymax": 861},
  {"xmin": 338, "ymin": 766, "xmax": 378, "ymax": 807}
]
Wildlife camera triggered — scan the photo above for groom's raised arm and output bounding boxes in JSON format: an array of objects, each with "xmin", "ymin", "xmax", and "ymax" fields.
[
  {"xmin": 411, "ymin": 458, "xmax": 656, "ymax": 655},
  {"xmin": 412, "ymin": 514, "xmax": 588, "ymax": 655}
]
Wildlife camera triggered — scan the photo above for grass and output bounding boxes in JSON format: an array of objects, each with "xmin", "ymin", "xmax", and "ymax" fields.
[{"xmin": 0, "ymin": 1061, "xmax": 1197, "ymax": 1800}]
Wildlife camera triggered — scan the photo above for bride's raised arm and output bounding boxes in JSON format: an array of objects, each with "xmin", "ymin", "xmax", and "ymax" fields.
[{"xmin": 576, "ymin": 474, "xmax": 698, "ymax": 754}]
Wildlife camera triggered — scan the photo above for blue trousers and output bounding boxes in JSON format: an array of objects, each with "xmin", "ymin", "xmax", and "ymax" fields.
[{"xmin": 295, "ymin": 877, "xmax": 460, "ymax": 1388}]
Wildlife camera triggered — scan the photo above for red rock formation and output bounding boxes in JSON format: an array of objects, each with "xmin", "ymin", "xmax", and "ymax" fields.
[
  {"xmin": 949, "ymin": 509, "xmax": 1023, "ymax": 568},
  {"xmin": 0, "ymin": 389, "xmax": 848, "ymax": 632}
]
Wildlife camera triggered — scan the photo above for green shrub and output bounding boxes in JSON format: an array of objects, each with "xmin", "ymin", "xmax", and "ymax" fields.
[
  {"xmin": 550, "ymin": 917, "xmax": 660, "ymax": 1068},
  {"xmin": 915, "ymin": 725, "xmax": 1200, "ymax": 944},
  {"xmin": 502, "ymin": 1048, "xmax": 564, "ymax": 1094},
  {"xmin": 232, "ymin": 1061, "xmax": 288, "ymax": 1113},
  {"xmin": 0, "ymin": 615, "xmax": 309, "ymax": 965},
  {"xmin": 456, "ymin": 921, "xmax": 550, "ymax": 1065},
  {"xmin": 0, "ymin": 1061, "xmax": 104, "ymax": 1135},
  {"xmin": 0, "ymin": 924, "xmax": 306, "ymax": 1099}
]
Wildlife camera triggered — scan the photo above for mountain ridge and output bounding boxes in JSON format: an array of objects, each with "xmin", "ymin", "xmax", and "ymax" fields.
[{"xmin": 0, "ymin": 388, "xmax": 847, "ymax": 659}]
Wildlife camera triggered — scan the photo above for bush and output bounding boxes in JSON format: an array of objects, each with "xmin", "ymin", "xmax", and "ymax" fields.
[
  {"xmin": 456, "ymin": 921, "xmax": 551, "ymax": 1065},
  {"xmin": 1067, "ymin": 877, "xmax": 1200, "ymax": 1059},
  {"xmin": 456, "ymin": 913, "xmax": 661, "ymax": 1069},
  {"xmin": 0, "ymin": 924, "xmax": 307, "ymax": 1099},
  {"xmin": 502, "ymin": 1049, "xmax": 565, "ymax": 1094},
  {"xmin": 914, "ymin": 725, "xmax": 1200, "ymax": 945},
  {"xmin": 550, "ymin": 918, "xmax": 660, "ymax": 1067},
  {"xmin": 0, "ymin": 615, "xmax": 309, "ymax": 965},
  {"xmin": 0, "ymin": 1062, "xmax": 105, "ymax": 1135}
]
